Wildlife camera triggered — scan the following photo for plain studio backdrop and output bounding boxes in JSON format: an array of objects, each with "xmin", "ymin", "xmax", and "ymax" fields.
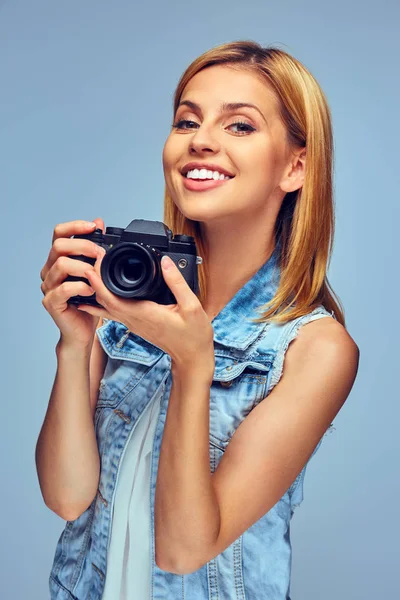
[{"xmin": 1, "ymin": 1, "xmax": 398, "ymax": 598}]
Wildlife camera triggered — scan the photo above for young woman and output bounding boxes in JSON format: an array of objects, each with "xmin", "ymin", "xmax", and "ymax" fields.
[{"xmin": 36, "ymin": 40, "xmax": 359, "ymax": 600}]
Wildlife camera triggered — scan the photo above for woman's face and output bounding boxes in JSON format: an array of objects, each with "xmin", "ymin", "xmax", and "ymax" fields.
[{"xmin": 162, "ymin": 64, "xmax": 299, "ymax": 226}]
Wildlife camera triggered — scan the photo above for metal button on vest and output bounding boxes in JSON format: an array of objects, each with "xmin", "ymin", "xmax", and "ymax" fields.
[{"xmin": 220, "ymin": 380, "xmax": 233, "ymax": 387}]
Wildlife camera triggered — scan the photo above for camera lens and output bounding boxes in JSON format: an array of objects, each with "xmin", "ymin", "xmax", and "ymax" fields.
[
  {"xmin": 100, "ymin": 242, "xmax": 163, "ymax": 299},
  {"xmin": 117, "ymin": 255, "xmax": 146, "ymax": 286}
]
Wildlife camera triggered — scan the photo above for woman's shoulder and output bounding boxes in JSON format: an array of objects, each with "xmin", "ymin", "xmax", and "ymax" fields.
[
  {"xmin": 307, "ymin": 308, "xmax": 355, "ymax": 343},
  {"xmin": 289, "ymin": 311, "xmax": 359, "ymax": 372}
]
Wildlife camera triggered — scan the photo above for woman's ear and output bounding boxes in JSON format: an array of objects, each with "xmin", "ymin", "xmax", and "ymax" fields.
[{"xmin": 279, "ymin": 147, "xmax": 306, "ymax": 194}]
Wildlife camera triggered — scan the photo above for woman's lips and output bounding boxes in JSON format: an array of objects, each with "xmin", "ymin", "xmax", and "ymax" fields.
[{"xmin": 182, "ymin": 174, "xmax": 234, "ymax": 192}]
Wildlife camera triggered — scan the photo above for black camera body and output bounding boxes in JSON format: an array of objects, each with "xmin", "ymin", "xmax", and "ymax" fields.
[{"xmin": 66, "ymin": 219, "xmax": 202, "ymax": 307}]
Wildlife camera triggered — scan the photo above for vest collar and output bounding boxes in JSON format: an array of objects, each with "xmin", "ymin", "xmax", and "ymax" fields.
[{"xmin": 211, "ymin": 241, "xmax": 281, "ymax": 351}]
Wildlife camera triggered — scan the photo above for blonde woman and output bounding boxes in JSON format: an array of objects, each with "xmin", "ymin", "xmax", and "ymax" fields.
[{"xmin": 37, "ymin": 40, "xmax": 359, "ymax": 600}]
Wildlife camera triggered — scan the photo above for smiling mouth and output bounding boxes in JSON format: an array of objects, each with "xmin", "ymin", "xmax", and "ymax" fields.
[
  {"xmin": 183, "ymin": 173, "xmax": 233, "ymax": 181},
  {"xmin": 181, "ymin": 173, "xmax": 234, "ymax": 192}
]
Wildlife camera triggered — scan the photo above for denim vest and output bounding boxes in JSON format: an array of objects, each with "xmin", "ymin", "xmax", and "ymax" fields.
[{"xmin": 49, "ymin": 242, "xmax": 336, "ymax": 600}]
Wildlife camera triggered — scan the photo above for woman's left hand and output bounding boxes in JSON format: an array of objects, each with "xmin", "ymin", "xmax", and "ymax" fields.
[{"xmin": 77, "ymin": 254, "xmax": 215, "ymax": 373}]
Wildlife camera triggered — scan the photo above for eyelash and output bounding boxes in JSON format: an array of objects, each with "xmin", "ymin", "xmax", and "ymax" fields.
[{"xmin": 172, "ymin": 119, "xmax": 256, "ymax": 135}]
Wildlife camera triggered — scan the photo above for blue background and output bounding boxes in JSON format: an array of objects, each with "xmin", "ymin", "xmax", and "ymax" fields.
[{"xmin": 1, "ymin": 0, "xmax": 398, "ymax": 598}]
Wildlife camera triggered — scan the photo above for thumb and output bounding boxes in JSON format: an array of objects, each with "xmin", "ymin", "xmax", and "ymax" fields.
[{"xmin": 161, "ymin": 255, "xmax": 192, "ymax": 307}]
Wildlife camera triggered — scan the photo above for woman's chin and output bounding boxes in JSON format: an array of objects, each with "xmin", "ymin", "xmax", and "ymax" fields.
[{"xmin": 175, "ymin": 200, "xmax": 229, "ymax": 222}]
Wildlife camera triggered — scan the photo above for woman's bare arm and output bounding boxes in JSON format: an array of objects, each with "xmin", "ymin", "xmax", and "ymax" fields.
[{"xmin": 35, "ymin": 318, "xmax": 106, "ymax": 521}]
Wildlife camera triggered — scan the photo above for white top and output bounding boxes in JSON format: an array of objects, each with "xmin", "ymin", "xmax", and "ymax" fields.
[
  {"xmin": 102, "ymin": 384, "xmax": 163, "ymax": 600},
  {"xmin": 101, "ymin": 312, "xmax": 332, "ymax": 598}
]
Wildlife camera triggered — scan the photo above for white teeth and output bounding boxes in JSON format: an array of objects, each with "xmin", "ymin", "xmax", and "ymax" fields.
[{"xmin": 185, "ymin": 168, "xmax": 231, "ymax": 180}]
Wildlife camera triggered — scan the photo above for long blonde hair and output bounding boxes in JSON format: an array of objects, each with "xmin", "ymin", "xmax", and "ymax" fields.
[{"xmin": 163, "ymin": 40, "xmax": 345, "ymax": 327}]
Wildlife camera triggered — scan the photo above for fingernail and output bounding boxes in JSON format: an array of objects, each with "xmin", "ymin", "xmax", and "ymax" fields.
[
  {"xmin": 161, "ymin": 255, "xmax": 173, "ymax": 269},
  {"xmin": 86, "ymin": 221, "xmax": 97, "ymax": 227}
]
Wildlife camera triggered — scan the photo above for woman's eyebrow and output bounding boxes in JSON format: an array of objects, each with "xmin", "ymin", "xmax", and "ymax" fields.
[{"xmin": 177, "ymin": 100, "xmax": 267, "ymax": 124}]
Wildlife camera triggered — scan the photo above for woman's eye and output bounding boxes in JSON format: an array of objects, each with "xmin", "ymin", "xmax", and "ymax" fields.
[
  {"xmin": 173, "ymin": 119, "xmax": 198, "ymax": 129},
  {"xmin": 229, "ymin": 121, "xmax": 256, "ymax": 134},
  {"xmin": 172, "ymin": 119, "xmax": 255, "ymax": 134}
]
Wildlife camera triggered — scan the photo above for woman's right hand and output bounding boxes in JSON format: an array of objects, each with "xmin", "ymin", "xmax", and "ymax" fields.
[{"xmin": 40, "ymin": 218, "xmax": 107, "ymax": 349}]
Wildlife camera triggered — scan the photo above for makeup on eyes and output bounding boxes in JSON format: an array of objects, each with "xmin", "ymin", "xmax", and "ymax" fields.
[
  {"xmin": 172, "ymin": 119, "xmax": 256, "ymax": 134},
  {"xmin": 173, "ymin": 99, "xmax": 263, "ymax": 130}
]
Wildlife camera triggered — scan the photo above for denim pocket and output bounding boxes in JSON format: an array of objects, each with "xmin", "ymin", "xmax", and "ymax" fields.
[
  {"xmin": 95, "ymin": 320, "xmax": 164, "ymax": 409},
  {"xmin": 209, "ymin": 353, "xmax": 273, "ymax": 447}
]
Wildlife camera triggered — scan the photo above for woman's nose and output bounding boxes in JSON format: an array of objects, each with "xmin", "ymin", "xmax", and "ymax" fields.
[{"xmin": 188, "ymin": 126, "xmax": 221, "ymax": 155}]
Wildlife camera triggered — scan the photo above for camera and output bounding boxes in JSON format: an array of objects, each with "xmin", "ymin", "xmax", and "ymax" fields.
[{"xmin": 65, "ymin": 219, "xmax": 202, "ymax": 307}]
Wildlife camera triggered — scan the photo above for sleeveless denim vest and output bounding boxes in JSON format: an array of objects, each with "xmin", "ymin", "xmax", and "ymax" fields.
[{"xmin": 49, "ymin": 242, "xmax": 336, "ymax": 600}]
